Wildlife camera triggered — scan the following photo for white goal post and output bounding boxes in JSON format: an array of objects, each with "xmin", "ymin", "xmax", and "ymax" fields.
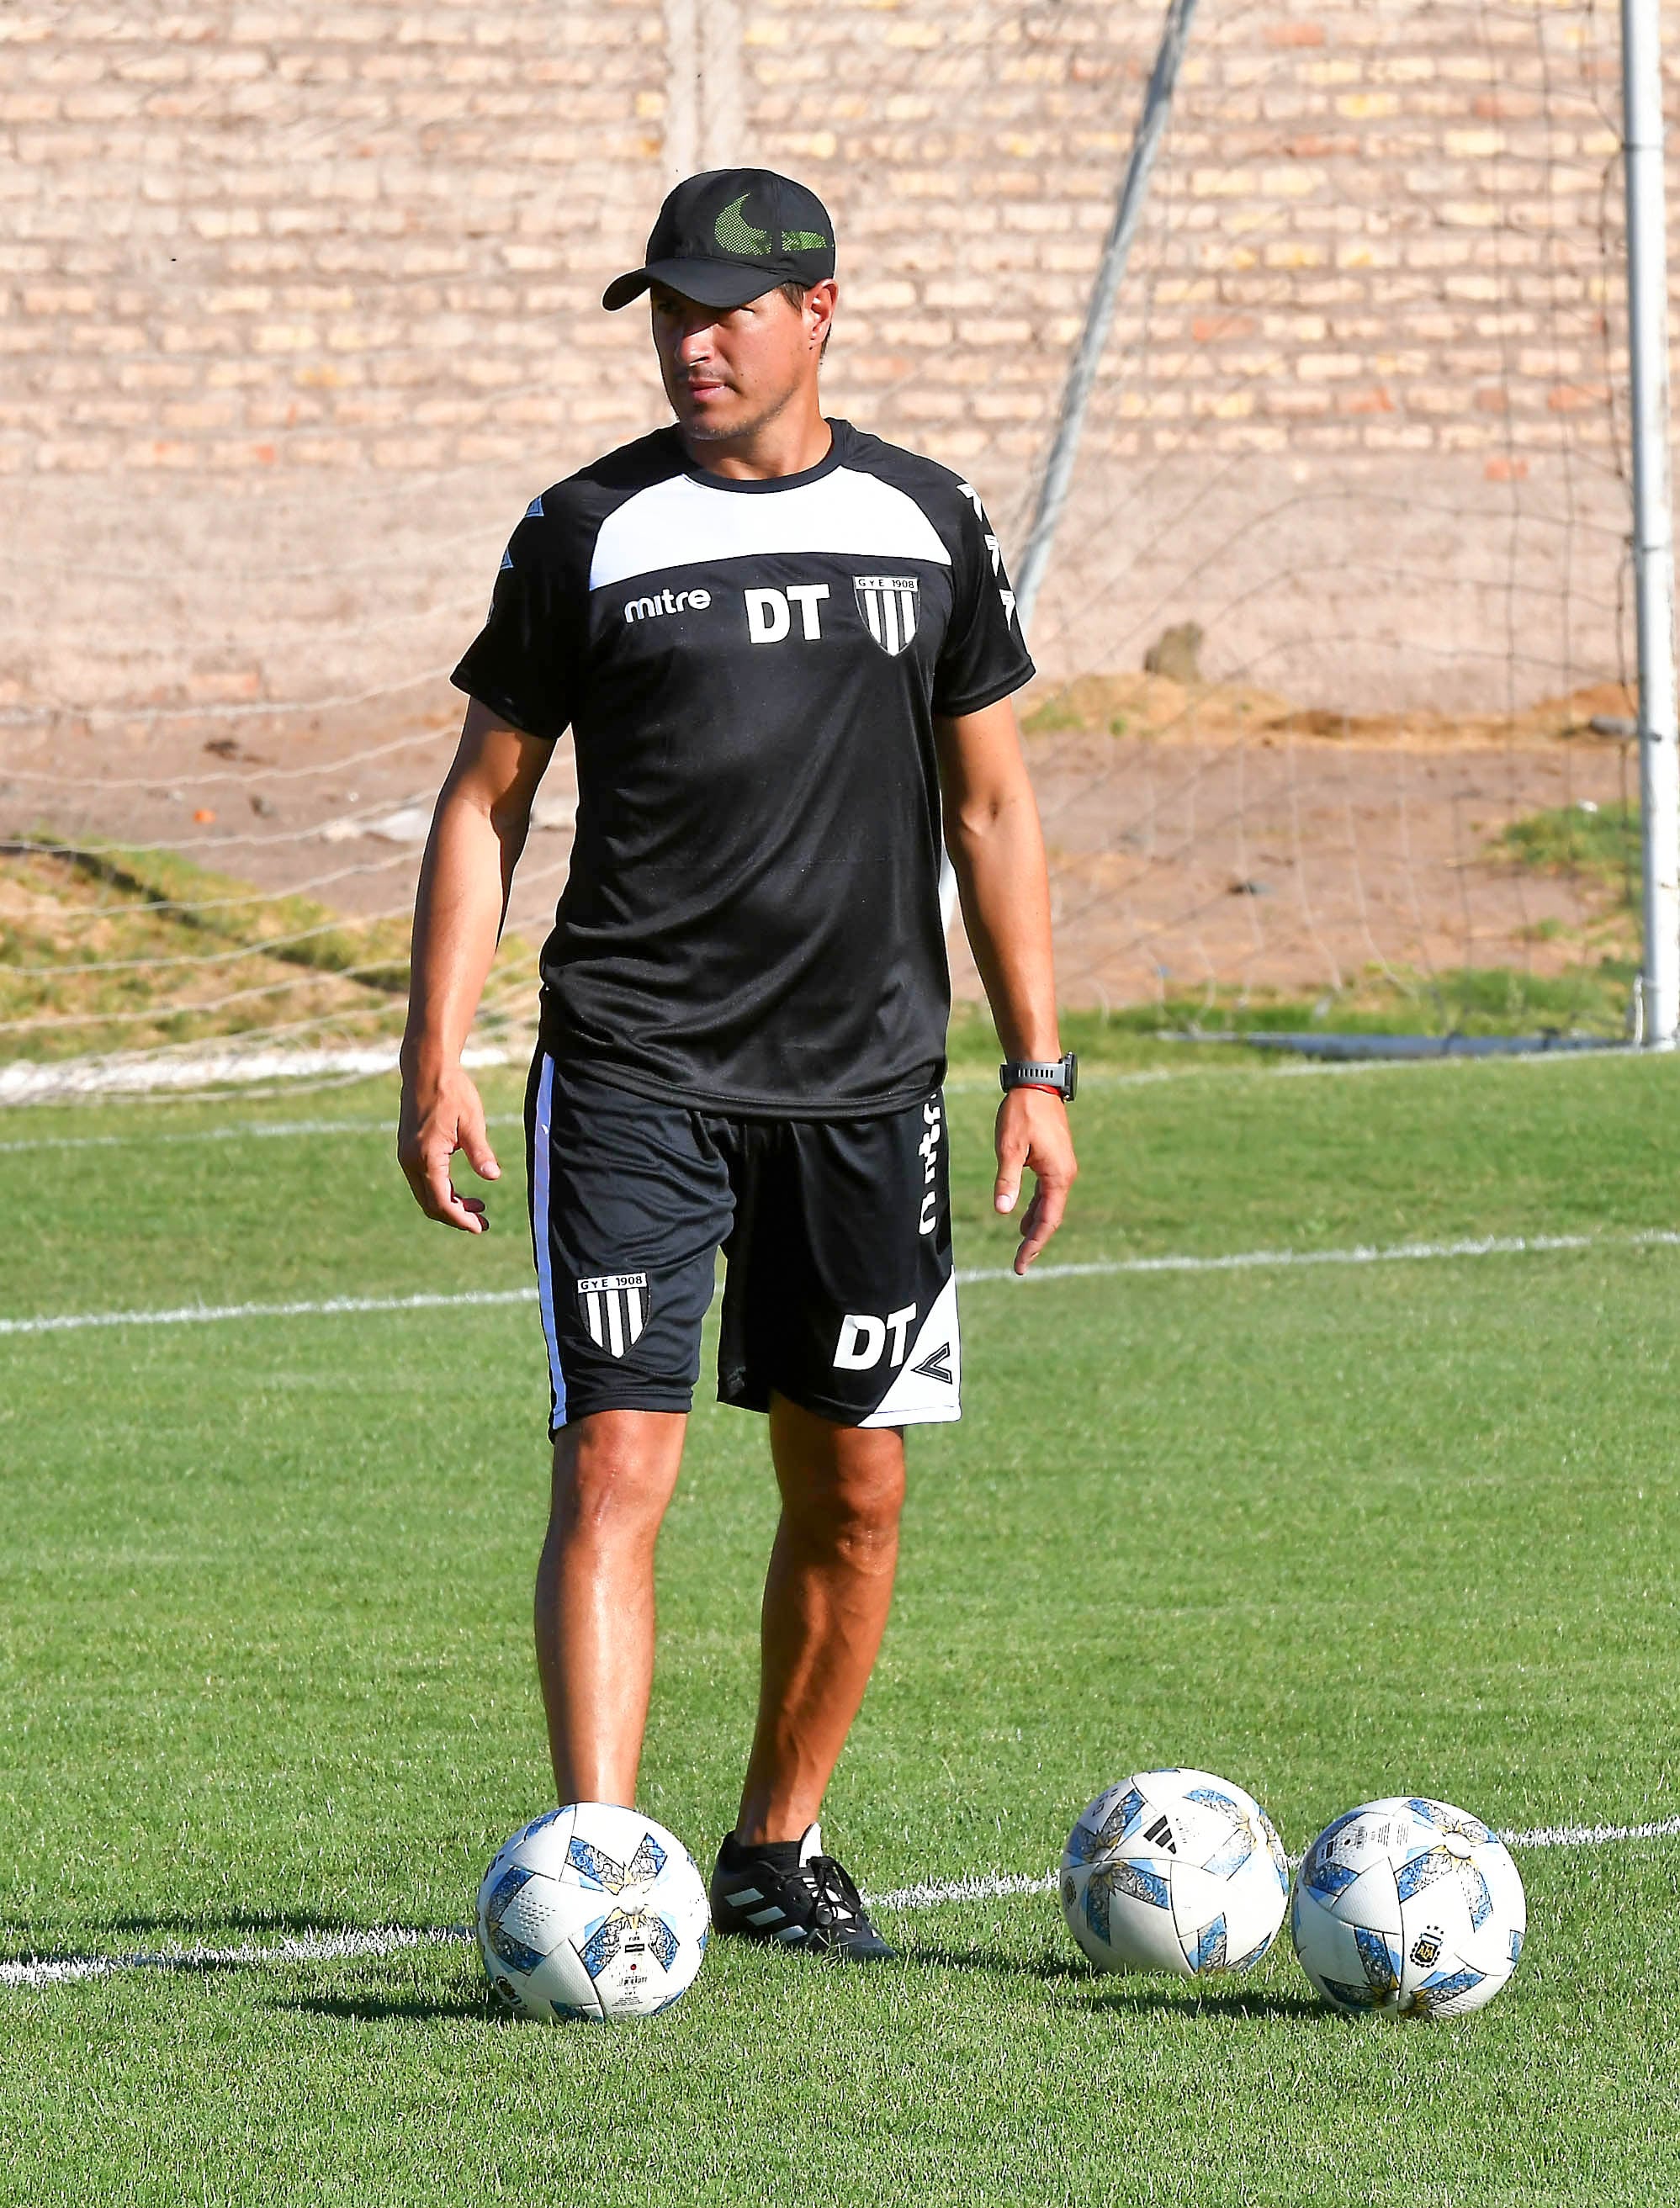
[{"xmin": 1620, "ymin": 0, "xmax": 1680, "ymax": 1046}]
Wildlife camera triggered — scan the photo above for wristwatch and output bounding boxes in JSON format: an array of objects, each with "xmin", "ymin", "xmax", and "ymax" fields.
[{"xmin": 999, "ymin": 1051, "xmax": 1078, "ymax": 1101}]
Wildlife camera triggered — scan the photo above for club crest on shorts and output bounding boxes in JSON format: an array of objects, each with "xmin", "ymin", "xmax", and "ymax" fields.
[
  {"xmin": 853, "ymin": 574, "xmax": 919, "ymax": 657},
  {"xmin": 576, "ymin": 1273, "xmax": 649, "ymax": 1358}
]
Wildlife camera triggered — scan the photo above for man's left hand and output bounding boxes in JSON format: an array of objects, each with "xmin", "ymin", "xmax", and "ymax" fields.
[{"xmin": 993, "ymin": 1089, "xmax": 1077, "ymax": 1275}]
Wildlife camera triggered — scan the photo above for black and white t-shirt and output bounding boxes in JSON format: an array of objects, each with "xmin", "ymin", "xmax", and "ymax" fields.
[{"xmin": 451, "ymin": 416, "xmax": 1034, "ymax": 1115}]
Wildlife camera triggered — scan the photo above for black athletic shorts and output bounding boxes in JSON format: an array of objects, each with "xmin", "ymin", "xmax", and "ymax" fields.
[{"xmin": 523, "ymin": 1050, "xmax": 961, "ymax": 1434}]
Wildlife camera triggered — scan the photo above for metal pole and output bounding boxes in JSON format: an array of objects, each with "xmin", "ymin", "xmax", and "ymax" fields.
[
  {"xmin": 1623, "ymin": 0, "xmax": 1680, "ymax": 1046},
  {"xmin": 1015, "ymin": 0, "xmax": 1203, "ymax": 634},
  {"xmin": 941, "ymin": 0, "xmax": 1200, "ymax": 934}
]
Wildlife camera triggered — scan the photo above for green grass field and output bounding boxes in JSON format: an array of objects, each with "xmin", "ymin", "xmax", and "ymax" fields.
[{"xmin": 3, "ymin": 1049, "xmax": 1679, "ymax": 2205}]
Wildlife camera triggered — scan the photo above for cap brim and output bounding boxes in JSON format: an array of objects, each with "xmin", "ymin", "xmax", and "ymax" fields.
[{"xmin": 602, "ymin": 257, "xmax": 784, "ymax": 313}]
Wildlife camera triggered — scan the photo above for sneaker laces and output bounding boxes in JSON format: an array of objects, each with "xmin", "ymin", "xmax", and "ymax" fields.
[{"xmin": 793, "ymin": 1852, "xmax": 866, "ymax": 1929}]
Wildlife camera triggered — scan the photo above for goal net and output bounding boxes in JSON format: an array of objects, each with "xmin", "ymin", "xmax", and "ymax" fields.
[
  {"xmin": 0, "ymin": 0, "xmax": 1646, "ymax": 1095},
  {"xmin": 974, "ymin": 0, "xmax": 1640, "ymax": 1040}
]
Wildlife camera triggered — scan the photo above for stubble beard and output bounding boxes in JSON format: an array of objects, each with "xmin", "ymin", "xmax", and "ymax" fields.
[{"xmin": 676, "ymin": 373, "xmax": 801, "ymax": 445}]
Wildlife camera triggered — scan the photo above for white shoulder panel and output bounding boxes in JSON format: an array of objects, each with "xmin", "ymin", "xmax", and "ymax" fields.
[{"xmin": 588, "ymin": 466, "xmax": 953, "ymax": 591}]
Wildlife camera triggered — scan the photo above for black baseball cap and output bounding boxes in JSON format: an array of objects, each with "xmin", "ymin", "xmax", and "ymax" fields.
[{"xmin": 602, "ymin": 167, "xmax": 836, "ymax": 313}]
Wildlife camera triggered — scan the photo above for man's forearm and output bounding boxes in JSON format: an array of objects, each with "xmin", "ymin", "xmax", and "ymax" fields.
[
  {"xmin": 402, "ymin": 784, "xmax": 522, "ymax": 1076},
  {"xmin": 947, "ymin": 789, "xmax": 1060, "ymax": 1062}
]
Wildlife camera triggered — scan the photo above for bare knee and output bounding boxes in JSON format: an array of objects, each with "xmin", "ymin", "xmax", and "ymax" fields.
[
  {"xmin": 774, "ymin": 1406, "xmax": 906, "ymax": 1566},
  {"xmin": 828, "ymin": 1469, "xmax": 904, "ymax": 1570},
  {"xmin": 549, "ymin": 1410, "xmax": 685, "ymax": 1551}
]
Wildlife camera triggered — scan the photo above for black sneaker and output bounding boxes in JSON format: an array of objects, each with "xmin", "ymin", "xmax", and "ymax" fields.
[{"xmin": 709, "ymin": 1822, "xmax": 894, "ymax": 1960}]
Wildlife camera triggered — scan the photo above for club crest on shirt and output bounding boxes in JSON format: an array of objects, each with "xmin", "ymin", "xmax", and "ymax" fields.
[
  {"xmin": 576, "ymin": 1273, "xmax": 649, "ymax": 1358},
  {"xmin": 853, "ymin": 574, "xmax": 919, "ymax": 658}
]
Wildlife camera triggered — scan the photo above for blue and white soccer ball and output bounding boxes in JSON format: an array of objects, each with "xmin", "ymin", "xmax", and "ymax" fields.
[
  {"xmin": 477, "ymin": 1803, "xmax": 710, "ymax": 2022},
  {"xmin": 1290, "ymin": 1795, "xmax": 1525, "ymax": 2018},
  {"xmin": 1061, "ymin": 1767, "xmax": 1290, "ymax": 1978}
]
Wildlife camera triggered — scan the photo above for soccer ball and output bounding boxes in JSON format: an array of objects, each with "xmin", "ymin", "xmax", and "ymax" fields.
[
  {"xmin": 1061, "ymin": 1768, "xmax": 1290, "ymax": 1977},
  {"xmin": 1290, "ymin": 1796, "xmax": 1525, "ymax": 2018},
  {"xmin": 477, "ymin": 1803, "xmax": 710, "ymax": 2022}
]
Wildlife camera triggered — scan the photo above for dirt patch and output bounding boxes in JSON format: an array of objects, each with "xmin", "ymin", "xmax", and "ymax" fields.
[
  {"xmin": 1, "ymin": 680, "xmax": 1641, "ymax": 1030},
  {"xmin": 957, "ymin": 680, "xmax": 1641, "ymax": 1014},
  {"xmin": 1022, "ymin": 673, "xmax": 1639, "ymax": 752}
]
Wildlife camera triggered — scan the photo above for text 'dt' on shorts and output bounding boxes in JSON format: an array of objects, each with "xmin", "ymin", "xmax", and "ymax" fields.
[{"xmin": 523, "ymin": 1051, "xmax": 960, "ymax": 1434}]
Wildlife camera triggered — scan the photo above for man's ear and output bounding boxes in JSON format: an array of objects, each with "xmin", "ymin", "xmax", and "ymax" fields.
[{"xmin": 807, "ymin": 278, "xmax": 838, "ymax": 352}]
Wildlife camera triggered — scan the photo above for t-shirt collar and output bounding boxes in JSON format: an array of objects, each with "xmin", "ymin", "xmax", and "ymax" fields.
[{"xmin": 676, "ymin": 419, "xmax": 848, "ymax": 495}]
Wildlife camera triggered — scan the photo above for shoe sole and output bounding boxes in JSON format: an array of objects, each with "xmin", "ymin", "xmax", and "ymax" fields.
[{"xmin": 708, "ymin": 1918, "xmax": 895, "ymax": 1962}]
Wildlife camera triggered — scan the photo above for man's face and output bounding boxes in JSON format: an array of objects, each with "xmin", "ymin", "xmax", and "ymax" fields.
[{"xmin": 649, "ymin": 281, "xmax": 833, "ymax": 443}]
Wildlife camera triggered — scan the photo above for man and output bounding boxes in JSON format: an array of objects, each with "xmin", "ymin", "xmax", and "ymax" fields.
[{"xmin": 398, "ymin": 168, "xmax": 1076, "ymax": 1961}]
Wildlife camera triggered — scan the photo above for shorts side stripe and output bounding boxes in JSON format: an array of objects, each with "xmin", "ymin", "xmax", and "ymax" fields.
[{"xmin": 531, "ymin": 1051, "xmax": 568, "ymax": 1427}]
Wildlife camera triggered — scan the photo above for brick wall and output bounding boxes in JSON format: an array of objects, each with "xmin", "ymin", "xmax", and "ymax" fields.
[{"xmin": 0, "ymin": 0, "xmax": 1667, "ymax": 733}]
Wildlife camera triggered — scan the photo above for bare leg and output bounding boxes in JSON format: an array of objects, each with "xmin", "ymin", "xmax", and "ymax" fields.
[
  {"xmin": 533, "ymin": 1408, "xmax": 687, "ymax": 1807},
  {"xmin": 734, "ymin": 1395, "xmax": 906, "ymax": 1845}
]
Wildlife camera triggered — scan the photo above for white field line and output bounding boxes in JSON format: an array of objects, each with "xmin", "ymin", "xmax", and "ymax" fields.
[
  {"xmin": 0, "ymin": 1034, "xmax": 1654, "ymax": 1131},
  {"xmin": 874, "ymin": 1814, "xmax": 1680, "ymax": 1909},
  {"xmin": 1499, "ymin": 1812, "xmax": 1680, "ymax": 1850},
  {"xmin": 0, "ymin": 1073, "xmax": 1184, "ymax": 1154},
  {"xmin": 7, "ymin": 1227, "xmax": 1679, "ymax": 1341},
  {"xmin": 876, "ymin": 1813, "xmax": 1680, "ymax": 1909},
  {"xmin": 0, "ymin": 1070, "xmax": 1192, "ymax": 1152},
  {"xmin": 0, "ymin": 1072, "xmax": 1199, "ymax": 1153},
  {"xmin": 957, "ymin": 1228, "xmax": 1680, "ymax": 1286},
  {"xmin": 0, "ymin": 1111, "xmax": 527, "ymax": 1156},
  {"xmin": 0, "ymin": 1288, "xmax": 541, "ymax": 1338},
  {"xmin": 8, "ymin": 1814, "xmax": 1679, "ymax": 1992},
  {"xmin": 0, "ymin": 1923, "xmax": 469, "ymax": 1991},
  {"xmin": 0, "ymin": 1054, "xmax": 1154, "ymax": 1115},
  {"xmin": 0, "ymin": 1113, "xmax": 419, "ymax": 1156},
  {"xmin": 869, "ymin": 1870, "xmax": 1061, "ymax": 1910},
  {"xmin": 0, "ymin": 1043, "xmax": 513, "ymax": 1107}
]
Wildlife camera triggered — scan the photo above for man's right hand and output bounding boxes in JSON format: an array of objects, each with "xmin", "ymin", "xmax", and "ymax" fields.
[{"xmin": 397, "ymin": 1062, "xmax": 501, "ymax": 1234}]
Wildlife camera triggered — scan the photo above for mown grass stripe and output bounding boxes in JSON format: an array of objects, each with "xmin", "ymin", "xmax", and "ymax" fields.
[{"xmin": 5, "ymin": 1228, "xmax": 1679, "ymax": 1339}]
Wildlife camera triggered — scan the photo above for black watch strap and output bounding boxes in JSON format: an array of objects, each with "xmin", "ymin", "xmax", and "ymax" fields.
[{"xmin": 999, "ymin": 1051, "xmax": 1078, "ymax": 1101}]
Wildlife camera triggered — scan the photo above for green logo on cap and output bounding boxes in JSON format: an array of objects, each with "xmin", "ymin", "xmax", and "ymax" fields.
[
  {"xmin": 715, "ymin": 194, "xmax": 772, "ymax": 256},
  {"xmin": 714, "ymin": 194, "xmax": 829, "ymax": 259}
]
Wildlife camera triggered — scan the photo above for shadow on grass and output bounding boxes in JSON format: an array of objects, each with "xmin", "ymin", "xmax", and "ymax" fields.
[
  {"xmin": 269, "ymin": 1988, "xmax": 491, "ymax": 2025},
  {"xmin": 894, "ymin": 1940, "xmax": 1086, "ymax": 1983},
  {"xmin": 1077, "ymin": 1982, "xmax": 1325, "ymax": 2022},
  {"xmin": 893, "ymin": 1943, "xmax": 1322, "ymax": 2019},
  {"xmin": 94, "ymin": 1908, "xmax": 379, "ymax": 1941}
]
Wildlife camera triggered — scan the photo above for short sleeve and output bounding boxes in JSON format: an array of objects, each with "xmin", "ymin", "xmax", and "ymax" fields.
[
  {"xmin": 450, "ymin": 503, "xmax": 580, "ymax": 742},
  {"xmin": 931, "ymin": 481, "xmax": 1036, "ymax": 718}
]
